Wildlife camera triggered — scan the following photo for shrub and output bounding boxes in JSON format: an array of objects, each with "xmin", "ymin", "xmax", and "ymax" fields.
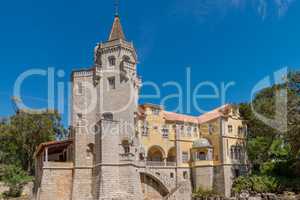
[
  {"xmin": 252, "ymin": 175, "xmax": 278, "ymax": 193},
  {"xmin": 277, "ymin": 176, "xmax": 300, "ymax": 193},
  {"xmin": 193, "ymin": 187, "xmax": 220, "ymax": 198},
  {"xmin": 2, "ymin": 165, "xmax": 32, "ymax": 198},
  {"xmin": 232, "ymin": 176, "xmax": 252, "ymax": 194},
  {"xmin": 232, "ymin": 175, "xmax": 278, "ymax": 194}
]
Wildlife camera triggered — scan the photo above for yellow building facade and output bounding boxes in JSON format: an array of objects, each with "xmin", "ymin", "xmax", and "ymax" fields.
[{"xmin": 137, "ymin": 103, "xmax": 249, "ymax": 196}]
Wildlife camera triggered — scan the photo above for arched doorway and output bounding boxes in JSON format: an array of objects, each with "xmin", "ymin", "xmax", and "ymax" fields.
[
  {"xmin": 147, "ymin": 146, "xmax": 165, "ymax": 162},
  {"xmin": 167, "ymin": 147, "xmax": 176, "ymax": 162},
  {"xmin": 140, "ymin": 173, "xmax": 169, "ymax": 200}
]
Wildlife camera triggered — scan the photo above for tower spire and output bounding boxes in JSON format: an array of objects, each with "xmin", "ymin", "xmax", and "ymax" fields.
[{"xmin": 108, "ymin": 0, "xmax": 126, "ymax": 41}]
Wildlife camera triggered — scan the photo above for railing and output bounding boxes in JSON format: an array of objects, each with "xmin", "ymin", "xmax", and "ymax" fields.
[
  {"xmin": 146, "ymin": 161, "xmax": 176, "ymax": 167},
  {"xmin": 163, "ymin": 182, "xmax": 186, "ymax": 200},
  {"xmin": 146, "ymin": 161, "xmax": 165, "ymax": 166},
  {"xmin": 166, "ymin": 162, "xmax": 176, "ymax": 166},
  {"xmin": 191, "ymin": 160, "xmax": 214, "ymax": 167},
  {"xmin": 120, "ymin": 153, "xmax": 135, "ymax": 162}
]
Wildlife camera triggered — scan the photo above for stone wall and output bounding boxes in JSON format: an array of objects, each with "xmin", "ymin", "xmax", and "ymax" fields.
[
  {"xmin": 192, "ymin": 166, "xmax": 214, "ymax": 191},
  {"xmin": 37, "ymin": 162, "xmax": 73, "ymax": 200},
  {"xmin": 213, "ymin": 166, "xmax": 225, "ymax": 195}
]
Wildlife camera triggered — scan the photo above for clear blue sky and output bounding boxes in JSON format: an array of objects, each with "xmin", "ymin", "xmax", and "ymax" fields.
[{"xmin": 0, "ymin": 0, "xmax": 299, "ymax": 126}]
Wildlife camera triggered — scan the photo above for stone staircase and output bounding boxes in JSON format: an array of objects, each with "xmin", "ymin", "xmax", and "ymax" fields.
[
  {"xmin": 163, "ymin": 181, "xmax": 192, "ymax": 200},
  {"xmin": 139, "ymin": 167, "xmax": 175, "ymax": 191}
]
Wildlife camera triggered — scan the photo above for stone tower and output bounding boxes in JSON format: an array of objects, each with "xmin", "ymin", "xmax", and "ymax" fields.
[
  {"xmin": 93, "ymin": 14, "xmax": 142, "ymax": 200},
  {"xmin": 71, "ymin": 13, "xmax": 143, "ymax": 200}
]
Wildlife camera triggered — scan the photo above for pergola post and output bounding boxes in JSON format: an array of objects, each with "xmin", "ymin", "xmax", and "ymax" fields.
[{"xmin": 45, "ymin": 147, "xmax": 49, "ymax": 165}]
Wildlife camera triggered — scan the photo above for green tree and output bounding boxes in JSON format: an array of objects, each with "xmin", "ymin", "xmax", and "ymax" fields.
[
  {"xmin": 2, "ymin": 165, "xmax": 32, "ymax": 197},
  {"xmin": 286, "ymin": 72, "xmax": 300, "ymax": 176},
  {"xmin": 239, "ymin": 71, "xmax": 300, "ymax": 190},
  {"xmin": 0, "ymin": 110, "xmax": 66, "ymax": 174}
]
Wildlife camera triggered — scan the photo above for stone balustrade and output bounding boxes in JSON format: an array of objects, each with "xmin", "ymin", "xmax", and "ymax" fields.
[
  {"xmin": 146, "ymin": 161, "xmax": 165, "ymax": 166},
  {"xmin": 146, "ymin": 161, "xmax": 176, "ymax": 167}
]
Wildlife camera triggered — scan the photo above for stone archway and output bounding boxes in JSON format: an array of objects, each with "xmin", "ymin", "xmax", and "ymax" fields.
[
  {"xmin": 167, "ymin": 147, "xmax": 176, "ymax": 162},
  {"xmin": 147, "ymin": 146, "xmax": 165, "ymax": 162},
  {"xmin": 140, "ymin": 172, "xmax": 169, "ymax": 200}
]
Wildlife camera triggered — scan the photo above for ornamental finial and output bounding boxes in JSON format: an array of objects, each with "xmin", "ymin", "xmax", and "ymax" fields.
[{"xmin": 114, "ymin": 0, "xmax": 119, "ymax": 17}]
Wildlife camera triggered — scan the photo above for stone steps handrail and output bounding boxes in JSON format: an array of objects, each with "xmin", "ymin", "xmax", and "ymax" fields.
[
  {"xmin": 163, "ymin": 181, "xmax": 187, "ymax": 200},
  {"xmin": 141, "ymin": 168, "xmax": 174, "ymax": 190}
]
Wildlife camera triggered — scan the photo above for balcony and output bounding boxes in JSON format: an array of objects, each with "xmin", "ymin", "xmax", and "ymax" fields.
[
  {"xmin": 120, "ymin": 153, "xmax": 135, "ymax": 161},
  {"xmin": 166, "ymin": 162, "xmax": 176, "ymax": 167},
  {"xmin": 146, "ymin": 161, "xmax": 176, "ymax": 167},
  {"xmin": 191, "ymin": 160, "xmax": 214, "ymax": 167}
]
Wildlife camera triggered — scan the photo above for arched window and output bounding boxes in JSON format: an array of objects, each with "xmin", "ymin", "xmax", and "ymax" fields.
[
  {"xmin": 139, "ymin": 153, "xmax": 145, "ymax": 161},
  {"xmin": 183, "ymin": 171, "xmax": 188, "ymax": 179},
  {"xmin": 108, "ymin": 56, "xmax": 116, "ymax": 66},
  {"xmin": 86, "ymin": 143, "xmax": 94, "ymax": 159},
  {"xmin": 102, "ymin": 113, "xmax": 113, "ymax": 121},
  {"xmin": 122, "ymin": 140, "xmax": 130, "ymax": 154},
  {"xmin": 123, "ymin": 55, "xmax": 130, "ymax": 63}
]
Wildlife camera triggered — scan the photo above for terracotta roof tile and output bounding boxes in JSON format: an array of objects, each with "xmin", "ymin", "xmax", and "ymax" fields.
[
  {"xmin": 163, "ymin": 111, "xmax": 199, "ymax": 124},
  {"xmin": 198, "ymin": 104, "xmax": 231, "ymax": 124},
  {"xmin": 34, "ymin": 139, "xmax": 73, "ymax": 158}
]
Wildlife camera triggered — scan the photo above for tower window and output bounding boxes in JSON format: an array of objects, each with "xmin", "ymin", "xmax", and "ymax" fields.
[
  {"xmin": 108, "ymin": 56, "xmax": 116, "ymax": 66},
  {"xmin": 123, "ymin": 56, "xmax": 130, "ymax": 63},
  {"xmin": 139, "ymin": 153, "xmax": 145, "ymax": 161},
  {"xmin": 108, "ymin": 77, "xmax": 116, "ymax": 90},
  {"xmin": 228, "ymin": 125, "xmax": 233, "ymax": 133},
  {"xmin": 183, "ymin": 171, "xmax": 188, "ymax": 179},
  {"xmin": 102, "ymin": 113, "xmax": 113, "ymax": 121},
  {"xmin": 77, "ymin": 113, "xmax": 83, "ymax": 121},
  {"xmin": 170, "ymin": 173, "xmax": 174, "ymax": 178},
  {"xmin": 77, "ymin": 113, "xmax": 83, "ymax": 126},
  {"xmin": 122, "ymin": 140, "xmax": 130, "ymax": 154}
]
